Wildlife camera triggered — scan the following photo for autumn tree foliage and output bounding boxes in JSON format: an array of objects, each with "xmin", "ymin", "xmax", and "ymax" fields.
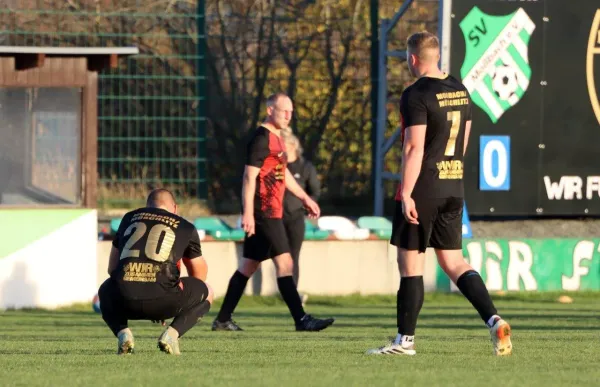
[{"xmin": 1, "ymin": 0, "xmax": 438, "ymax": 214}]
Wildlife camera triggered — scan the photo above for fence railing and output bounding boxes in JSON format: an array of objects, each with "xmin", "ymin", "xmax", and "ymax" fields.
[
  {"xmin": 0, "ymin": 1, "xmax": 207, "ymax": 209},
  {"xmin": 0, "ymin": 1, "xmax": 438, "ymax": 216}
]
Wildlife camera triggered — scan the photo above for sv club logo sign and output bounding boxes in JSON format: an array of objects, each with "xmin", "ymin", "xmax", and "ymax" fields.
[
  {"xmin": 587, "ymin": 10, "xmax": 600, "ymax": 127},
  {"xmin": 459, "ymin": 7, "xmax": 536, "ymax": 123}
]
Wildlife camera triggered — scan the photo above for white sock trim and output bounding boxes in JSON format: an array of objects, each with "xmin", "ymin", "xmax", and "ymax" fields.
[
  {"xmin": 486, "ymin": 315, "xmax": 501, "ymax": 328},
  {"xmin": 394, "ymin": 334, "xmax": 415, "ymax": 347}
]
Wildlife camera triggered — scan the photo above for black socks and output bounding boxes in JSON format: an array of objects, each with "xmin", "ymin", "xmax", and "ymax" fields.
[
  {"xmin": 216, "ymin": 270, "xmax": 249, "ymax": 323},
  {"xmin": 456, "ymin": 270, "xmax": 498, "ymax": 324},
  {"xmin": 277, "ymin": 276, "xmax": 306, "ymax": 324},
  {"xmin": 397, "ymin": 276, "xmax": 425, "ymax": 335}
]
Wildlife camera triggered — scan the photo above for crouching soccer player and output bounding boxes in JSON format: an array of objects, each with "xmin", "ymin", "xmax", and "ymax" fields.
[{"xmin": 98, "ymin": 189, "xmax": 213, "ymax": 355}]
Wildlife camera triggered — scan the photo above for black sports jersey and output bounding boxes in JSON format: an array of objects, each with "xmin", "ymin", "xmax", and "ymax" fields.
[
  {"xmin": 396, "ymin": 74, "xmax": 472, "ymax": 199},
  {"xmin": 111, "ymin": 207, "xmax": 202, "ymax": 300},
  {"xmin": 283, "ymin": 158, "xmax": 320, "ymax": 219}
]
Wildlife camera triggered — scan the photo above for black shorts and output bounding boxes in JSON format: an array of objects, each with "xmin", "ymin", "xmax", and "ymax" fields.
[
  {"xmin": 390, "ymin": 197, "xmax": 463, "ymax": 253},
  {"xmin": 243, "ymin": 217, "xmax": 290, "ymax": 261},
  {"xmin": 99, "ymin": 277, "xmax": 209, "ymax": 321}
]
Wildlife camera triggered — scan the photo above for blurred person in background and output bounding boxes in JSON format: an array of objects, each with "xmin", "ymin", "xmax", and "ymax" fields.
[{"xmin": 281, "ymin": 128, "xmax": 320, "ymax": 306}]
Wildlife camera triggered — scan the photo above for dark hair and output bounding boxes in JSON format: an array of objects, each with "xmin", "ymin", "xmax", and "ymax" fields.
[
  {"xmin": 146, "ymin": 188, "xmax": 176, "ymax": 207},
  {"xmin": 266, "ymin": 92, "xmax": 289, "ymax": 108}
]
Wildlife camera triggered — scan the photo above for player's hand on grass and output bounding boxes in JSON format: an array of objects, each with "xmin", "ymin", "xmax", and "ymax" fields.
[
  {"xmin": 401, "ymin": 195, "xmax": 419, "ymax": 224},
  {"xmin": 303, "ymin": 197, "xmax": 321, "ymax": 219},
  {"xmin": 242, "ymin": 211, "xmax": 255, "ymax": 236}
]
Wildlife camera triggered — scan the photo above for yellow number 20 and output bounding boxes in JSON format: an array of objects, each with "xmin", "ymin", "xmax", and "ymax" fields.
[
  {"xmin": 445, "ymin": 111, "xmax": 461, "ymax": 156},
  {"xmin": 120, "ymin": 222, "xmax": 176, "ymax": 263}
]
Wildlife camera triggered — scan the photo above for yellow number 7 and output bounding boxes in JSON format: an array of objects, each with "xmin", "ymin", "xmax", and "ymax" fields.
[{"xmin": 445, "ymin": 111, "xmax": 461, "ymax": 156}]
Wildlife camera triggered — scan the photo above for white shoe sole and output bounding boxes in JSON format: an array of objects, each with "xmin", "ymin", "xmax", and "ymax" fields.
[{"xmin": 366, "ymin": 346, "xmax": 416, "ymax": 356}]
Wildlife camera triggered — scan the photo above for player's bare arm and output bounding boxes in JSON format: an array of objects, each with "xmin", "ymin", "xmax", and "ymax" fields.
[
  {"xmin": 463, "ymin": 120, "xmax": 472, "ymax": 156},
  {"xmin": 242, "ymin": 165, "xmax": 260, "ymax": 236},
  {"xmin": 400, "ymin": 124, "xmax": 426, "ymax": 224},
  {"xmin": 285, "ymin": 168, "xmax": 320, "ymax": 218},
  {"xmin": 183, "ymin": 256, "xmax": 208, "ymax": 282},
  {"xmin": 107, "ymin": 245, "xmax": 120, "ymax": 275}
]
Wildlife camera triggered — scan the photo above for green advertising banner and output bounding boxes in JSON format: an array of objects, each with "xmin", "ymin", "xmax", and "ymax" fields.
[{"xmin": 436, "ymin": 239, "xmax": 600, "ymax": 292}]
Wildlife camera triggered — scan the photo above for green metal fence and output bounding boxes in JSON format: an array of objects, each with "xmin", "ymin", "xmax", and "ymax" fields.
[
  {"xmin": 0, "ymin": 1, "xmax": 439, "ymax": 216},
  {"xmin": 0, "ymin": 1, "xmax": 207, "ymax": 208}
]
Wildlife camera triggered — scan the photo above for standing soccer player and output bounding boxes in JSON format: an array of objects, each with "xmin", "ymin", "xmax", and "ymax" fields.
[
  {"xmin": 367, "ymin": 32, "xmax": 512, "ymax": 356},
  {"xmin": 212, "ymin": 93, "xmax": 335, "ymax": 332}
]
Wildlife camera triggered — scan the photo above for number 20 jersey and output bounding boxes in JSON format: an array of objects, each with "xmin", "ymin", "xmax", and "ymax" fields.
[
  {"xmin": 396, "ymin": 74, "xmax": 473, "ymax": 199},
  {"xmin": 111, "ymin": 207, "xmax": 202, "ymax": 300}
]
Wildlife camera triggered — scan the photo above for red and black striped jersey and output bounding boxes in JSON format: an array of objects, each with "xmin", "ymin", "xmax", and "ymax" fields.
[{"xmin": 246, "ymin": 126, "xmax": 288, "ymax": 218}]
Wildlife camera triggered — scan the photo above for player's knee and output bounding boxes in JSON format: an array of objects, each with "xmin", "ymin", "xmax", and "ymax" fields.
[
  {"xmin": 238, "ymin": 258, "xmax": 260, "ymax": 277},
  {"xmin": 274, "ymin": 254, "xmax": 294, "ymax": 277},
  {"xmin": 276, "ymin": 264, "xmax": 293, "ymax": 277},
  {"xmin": 435, "ymin": 249, "xmax": 470, "ymax": 281},
  {"xmin": 399, "ymin": 266, "xmax": 423, "ymax": 277},
  {"xmin": 397, "ymin": 249, "xmax": 425, "ymax": 277},
  {"xmin": 97, "ymin": 282, "xmax": 108, "ymax": 300},
  {"xmin": 97, "ymin": 278, "xmax": 113, "ymax": 303}
]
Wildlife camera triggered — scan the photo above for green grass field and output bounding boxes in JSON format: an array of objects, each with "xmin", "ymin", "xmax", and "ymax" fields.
[{"xmin": 1, "ymin": 292, "xmax": 599, "ymax": 386}]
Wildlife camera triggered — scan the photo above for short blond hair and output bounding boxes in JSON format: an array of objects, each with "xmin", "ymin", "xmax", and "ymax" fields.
[
  {"xmin": 282, "ymin": 128, "xmax": 303, "ymax": 158},
  {"xmin": 407, "ymin": 31, "xmax": 439, "ymax": 60}
]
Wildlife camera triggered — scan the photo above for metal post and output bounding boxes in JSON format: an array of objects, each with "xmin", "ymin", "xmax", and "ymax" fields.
[
  {"xmin": 439, "ymin": 0, "xmax": 452, "ymax": 73},
  {"xmin": 387, "ymin": 0, "xmax": 416, "ymax": 31},
  {"xmin": 374, "ymin": 0, "xmax": 437, "ymax": 216},
  {"xmin": 196, "ymin": 0, "xmax": 207, "ymax": 200},
  {"xmin": 370, "ymin": 0, "xmax": 379, "ymax": 204},
  {"xmin": 373, "ymin": 19, "xmax": 389, "ymax": 216}
]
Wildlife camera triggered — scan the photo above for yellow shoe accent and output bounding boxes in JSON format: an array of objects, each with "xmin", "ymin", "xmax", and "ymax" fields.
[
  {"xmin": 157, "ymin": 328, "xmax": 181, "ymax": 355},
  {"xmin": 491, "ymin": 319, "xmax": 513, "ymax": 356},
  {"xmin": 117, "ymin": 329, "xmax": 135, "ymax": 355}
]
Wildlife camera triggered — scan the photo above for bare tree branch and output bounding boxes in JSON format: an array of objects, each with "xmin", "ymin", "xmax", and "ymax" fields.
[
  {"xmin": 303, "ymin": 0, "xmax": 363, "ymax": 161},
  {"xmin": 248, "ymin": 1, "xmax": 276, "ymax": 132}
]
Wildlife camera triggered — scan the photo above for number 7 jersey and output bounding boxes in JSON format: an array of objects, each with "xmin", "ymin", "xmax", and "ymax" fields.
[
  {"xmin": 397, "ymin": 74, "xmax": 473, "ymax": 199},
  {"xmin": 111, "ymin": 207, "xmax": 202, "ymax": 300}
]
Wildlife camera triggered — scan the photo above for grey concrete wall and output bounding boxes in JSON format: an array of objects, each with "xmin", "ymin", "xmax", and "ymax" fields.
[{"xmin": 96, "ymin": 240, "xmax": 439, "ymax": 297}]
